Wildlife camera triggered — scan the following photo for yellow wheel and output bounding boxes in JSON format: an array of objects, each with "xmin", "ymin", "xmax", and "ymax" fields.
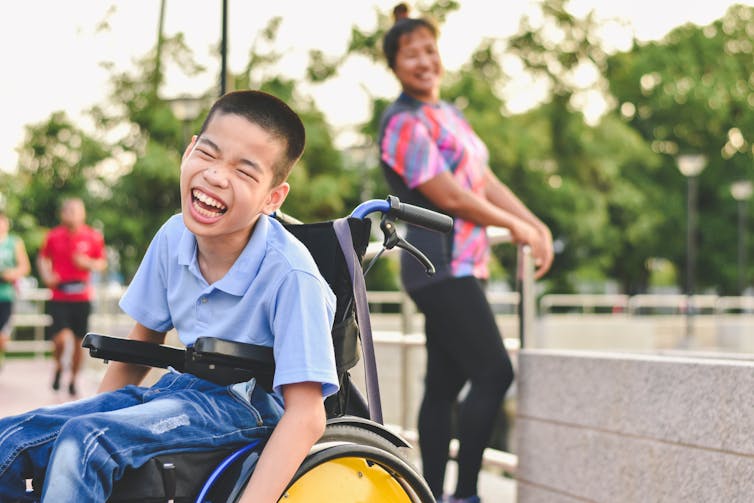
[
  {"xmin": 281, "ymin": 456, "xmax": 412, "ymax": 502},
  {"xmin": 278, "ymin": 425, "xmax": 434, "ymax": 503}
]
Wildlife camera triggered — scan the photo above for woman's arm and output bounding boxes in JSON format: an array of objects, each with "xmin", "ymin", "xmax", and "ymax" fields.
[
  {"xmin": 238, "ymin": 382, "xmax": 326, "ymax": 503},
  {"xmin": 483, "ymin": 169, "xmax": 547, "ymax": 232},
  {"xmin": 417, "ymin": 171, "xmax": 553, "ymax": 278},
  {"xmin": 482, "ymin": 168, "xmax": 554, "ymax": 277},
  {"xmin": 97, "ymin": 322, "xmax": 167, "ymax": 392}
]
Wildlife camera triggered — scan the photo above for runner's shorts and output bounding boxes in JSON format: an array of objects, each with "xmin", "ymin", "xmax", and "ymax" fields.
[{"xmin": 45, "ymin": 301, "xmax": 91, "ymax": 340}]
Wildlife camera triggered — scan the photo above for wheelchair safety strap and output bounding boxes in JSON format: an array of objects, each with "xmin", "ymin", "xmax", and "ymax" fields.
[{"xmin": 333, "ymin": 218, "xmax": 384, "ymax": 424}]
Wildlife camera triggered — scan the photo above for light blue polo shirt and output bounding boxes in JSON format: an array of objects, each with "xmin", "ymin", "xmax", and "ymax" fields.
[{"xmin": 119, "ymin": 213, "xmax": 339, "ymax": 399}]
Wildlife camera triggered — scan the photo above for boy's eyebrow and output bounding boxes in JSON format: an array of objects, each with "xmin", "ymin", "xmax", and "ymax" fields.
[
  {"xmin": 197, "ymin": 137, "xmax": 220, "ymax": 151},
  {"xmin": 197, "ymin": 137, "xmax": 264, "ymax": 174}
]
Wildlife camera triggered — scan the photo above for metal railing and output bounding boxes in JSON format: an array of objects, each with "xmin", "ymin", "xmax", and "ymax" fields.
[
  {"xmin": 6, "ymin": 284, "xmax": 128, "ymax": 356},
  {"xmin": 539, "ymin": 292, "xmax": 753, "ymax": 316},
  {"xmin": 8, "ymin": 288, "xmax": 52, "ymax": 356}
]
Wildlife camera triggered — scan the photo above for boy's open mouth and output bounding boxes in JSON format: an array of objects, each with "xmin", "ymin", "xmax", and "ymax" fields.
[{"xmin": 192, "ymin": 188, "xmax": 228, "ymax": 218}]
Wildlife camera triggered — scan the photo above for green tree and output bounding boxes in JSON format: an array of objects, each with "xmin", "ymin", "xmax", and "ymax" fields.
[
  {"xmin": 92, "ymin": 17, "xmax": 355, "ymax": 280},
  {"xmin": 10, "ymin": 112, "xmax": 110, "ymax": 259},
  {"xmin": 503, "ymin": 0, "xmax": 667, "ymax": 293},
  {"xmin": 333, "ymin": 0, "xmax": 663, "ymax": 293},
  {"xmin": 86, "ymin": 32, "xmax": 201, "ymax": 279},
  {"xmin": 606, "ymin": 4, "xmax": 754, "ymax": 294},
  {"xmin": 9, "ymin": 12, "xmax": 357, "ymax": 282}
]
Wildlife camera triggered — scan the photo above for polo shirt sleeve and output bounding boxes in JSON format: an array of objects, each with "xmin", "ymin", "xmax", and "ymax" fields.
[
  {"xmin": 380, "ymin": 112, "xmax": 450, "ymax": 189},
  {"xmin": 271, "ymin": 270, "xmax": 339, "ymax": 398},
  {"xmin": 118, "ymin": 225, "xmax": 173, "ymax": 332}
]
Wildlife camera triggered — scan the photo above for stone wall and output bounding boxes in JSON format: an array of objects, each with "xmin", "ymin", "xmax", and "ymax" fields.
[{"xmin": 516, "ymin": 349, "xmax": 754, "ymax": 502}]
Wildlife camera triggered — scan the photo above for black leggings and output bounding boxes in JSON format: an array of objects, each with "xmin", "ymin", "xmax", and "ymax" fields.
[{"xmin": 409, "ymin": 276, "xmax": 514, "ymax": 499}]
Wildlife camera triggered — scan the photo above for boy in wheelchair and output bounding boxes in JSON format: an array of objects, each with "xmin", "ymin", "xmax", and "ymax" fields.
[{"xmin": 0, "ymin": 90, "xmax": 341, "ymax": 502}]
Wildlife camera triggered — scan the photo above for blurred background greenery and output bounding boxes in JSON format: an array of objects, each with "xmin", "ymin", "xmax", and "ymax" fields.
[{"xmin": 2, "ymin": 0, "xmax": 754, "ymax": 297}]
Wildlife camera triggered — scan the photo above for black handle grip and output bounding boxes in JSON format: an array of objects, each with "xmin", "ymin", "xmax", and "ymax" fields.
[{"xmin": 387, "ymin": 196, "xmax": 453, "ymax": 233}]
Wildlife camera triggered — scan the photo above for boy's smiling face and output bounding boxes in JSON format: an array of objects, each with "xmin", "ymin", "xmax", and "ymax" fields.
[{"xmin": 179, "ymin": 112, "xmax": 290, "ymax": 242}]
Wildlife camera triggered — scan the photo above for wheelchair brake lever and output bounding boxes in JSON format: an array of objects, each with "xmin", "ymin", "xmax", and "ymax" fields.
[
  {"xmin": 380, "ymin": 215, "xmax": 436, "ymax": 276},
  {"xmin": 395, "ymin": 236, "xmax": 436, "ymax": 276}
]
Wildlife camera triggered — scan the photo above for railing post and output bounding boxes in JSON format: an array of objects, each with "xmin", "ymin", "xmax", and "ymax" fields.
[
  {"xmin": 400, "ymin": 289, "xmax": 416, "ymax": 335},
  {"xmin": 400, "ymin": 289, "xmax": 415, "ymax": 432},
  {"xmin": 517, "ymin": 245, "xmax": 535, "ymax": 348}
]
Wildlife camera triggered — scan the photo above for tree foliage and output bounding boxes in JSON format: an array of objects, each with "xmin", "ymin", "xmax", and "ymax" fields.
[
  {"xmin": 607, "ymin": 4, "xmax": 754, "ymax": 294},
  {"xmin": 5, "ymin": 1, "xmax": 754, "ymax": 295},
  {"xmin": 11, "ymin": 112, "xmax": 110, "ymax": 257}
]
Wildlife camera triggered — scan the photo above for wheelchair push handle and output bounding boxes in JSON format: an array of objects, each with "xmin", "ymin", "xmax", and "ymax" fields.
[
  {"xmin": 388, "ymin": 195, "xmax": 453, "ymax": 233},
  {"xmin": 351, "ymin": 195, "xmax": 453, "ymax": 233}
]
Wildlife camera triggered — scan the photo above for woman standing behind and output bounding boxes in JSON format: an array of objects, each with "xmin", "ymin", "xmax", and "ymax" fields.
[
  {"xmin": 378, "ymin": 5, "xmax": 554, "ymax": 502},
  {"xmin": 0, "ymin": 211, "xmax": 31, "ymax": 368}
]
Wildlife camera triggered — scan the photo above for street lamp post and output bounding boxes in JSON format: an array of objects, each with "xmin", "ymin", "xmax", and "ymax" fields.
[
  {"xmin": 677, "ymin": 154, "xmax": 707, "ymax": 347},
  {"xmin": 220, "ymin": 0, "xmax": 228, "ymax": 96},
  {"xmin": 731, "ymin": 180, "xmax": 753, "ymax": 295}
]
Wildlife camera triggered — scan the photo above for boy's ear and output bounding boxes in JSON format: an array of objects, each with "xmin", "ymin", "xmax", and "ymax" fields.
[
  {"xmin": 182, "ymin": 135, "xmax": 198, "ymax": 161},
  {"xmin": 263, "ymin": 182, "xmax": 290, "ymax": 215}
]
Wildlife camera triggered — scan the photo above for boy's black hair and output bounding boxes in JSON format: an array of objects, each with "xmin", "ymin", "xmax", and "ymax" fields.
[
  {"xmin": 198, "ymin": 90, "xmax": 306, "ymax": 186},
  {"xmin": 382, "ymin": 3, "xmax": 438, "ymax": 70}
]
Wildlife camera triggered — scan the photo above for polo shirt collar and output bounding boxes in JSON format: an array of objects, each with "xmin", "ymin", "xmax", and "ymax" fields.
[{"xmin": 177, "ymin": 214, "xmax": 269, "ymax": 296}]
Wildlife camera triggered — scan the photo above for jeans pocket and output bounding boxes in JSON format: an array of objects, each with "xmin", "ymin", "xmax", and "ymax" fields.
[{"xmin": 228, "ymin": 379, "xmax": 265, "ymax": 427}]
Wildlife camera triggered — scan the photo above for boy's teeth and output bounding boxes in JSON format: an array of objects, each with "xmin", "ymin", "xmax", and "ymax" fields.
[
  {"xmin": 193, "ymin": 189, "xmax": 226, "ymax": 210},
  {"xmin": 193, "ymin": 202, "xmax": 223, "ymax": 218}
]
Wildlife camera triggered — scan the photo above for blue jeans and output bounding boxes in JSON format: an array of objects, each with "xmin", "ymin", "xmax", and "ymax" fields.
[{"xmin": 0, "ymin": 370, "xmax": 283, "ymax": 502}]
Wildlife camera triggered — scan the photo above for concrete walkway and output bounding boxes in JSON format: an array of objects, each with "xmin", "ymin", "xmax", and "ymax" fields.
[
  {"xmin": 0, "ymin": 356, "xmax": 103, "ymax": 416},
  {"xmin": 0, "ymin": 358, "xmax": 515, "ymax": 502}
]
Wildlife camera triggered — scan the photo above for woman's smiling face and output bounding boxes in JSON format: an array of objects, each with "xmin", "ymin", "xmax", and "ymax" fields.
[{"xmin": 393, "ymin": 26, "xmax": 443, "ymax": 103}]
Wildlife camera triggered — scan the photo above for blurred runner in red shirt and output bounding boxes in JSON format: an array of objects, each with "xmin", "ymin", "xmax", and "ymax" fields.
[{"xmin": 38, "ymin": 198, "xmax": 107, "ymax": 395}]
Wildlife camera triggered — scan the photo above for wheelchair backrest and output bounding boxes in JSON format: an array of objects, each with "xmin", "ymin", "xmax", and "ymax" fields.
[{"xmin": 278, "ymin": 217, "xmax": 372, "ymax": 374}]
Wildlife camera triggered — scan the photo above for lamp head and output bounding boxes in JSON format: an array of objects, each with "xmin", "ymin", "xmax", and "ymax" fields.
[{"xmin": 676, "ymin": 154, "xmax": 707, "ymax": 177}]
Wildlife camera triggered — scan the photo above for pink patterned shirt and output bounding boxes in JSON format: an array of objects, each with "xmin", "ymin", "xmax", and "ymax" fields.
[{"xmin": 380, "ymin": 94, "xmax": 491, "ymax": 281}]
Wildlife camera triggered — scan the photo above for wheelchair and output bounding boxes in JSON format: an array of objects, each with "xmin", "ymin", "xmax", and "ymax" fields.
[{"xmin": 74, "ymin": 195, "xmax": 452, "ymax": 502}]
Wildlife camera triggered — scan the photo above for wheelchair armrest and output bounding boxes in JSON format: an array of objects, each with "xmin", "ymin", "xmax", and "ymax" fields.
[
  {"xmin": 82, "ymin": 333, "xmax": 186, "ymax": 371},
  {"xmin": 191, "ymin": 337, "xmax": 275, "ymax": 374}
]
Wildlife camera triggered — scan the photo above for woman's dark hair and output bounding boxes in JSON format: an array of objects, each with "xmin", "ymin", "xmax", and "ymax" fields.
[
  {"xmin": 382, "ymin": 3, "xmax": 438, "ymax": 70},
  {"xmin": 198, "ymin": 90, "xmax": 306, "ymax": 186}
]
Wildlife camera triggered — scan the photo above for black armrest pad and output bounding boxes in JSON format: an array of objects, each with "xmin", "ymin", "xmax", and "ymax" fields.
[
  {"xmin": 82, "ymin": 333, "xmax": 186, "ymax": 370},
  {"xmin": 192, "ymin": 337, "xmax": 275, "ymax": 372}
]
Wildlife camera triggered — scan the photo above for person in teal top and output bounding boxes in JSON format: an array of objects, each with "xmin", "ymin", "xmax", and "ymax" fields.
[{"xmin": 0, "ymin": 211, "xmax": 31, "ymax": 366}]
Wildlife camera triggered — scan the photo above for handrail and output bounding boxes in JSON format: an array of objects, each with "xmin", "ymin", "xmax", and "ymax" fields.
[
  {"xmin": 628, "ymin": 293, "xmax": 718, "ymax": 314},
  {"xmin": 715, "ymin": 296, "xmax": 754, "ymax": 314},
  {"xmin": 540, "ymin": 294, "xmax": 630, "ymax": 314},
  {"xmin": 538, "ymin": 293, "xmax": 753, "ymax": 316}
]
